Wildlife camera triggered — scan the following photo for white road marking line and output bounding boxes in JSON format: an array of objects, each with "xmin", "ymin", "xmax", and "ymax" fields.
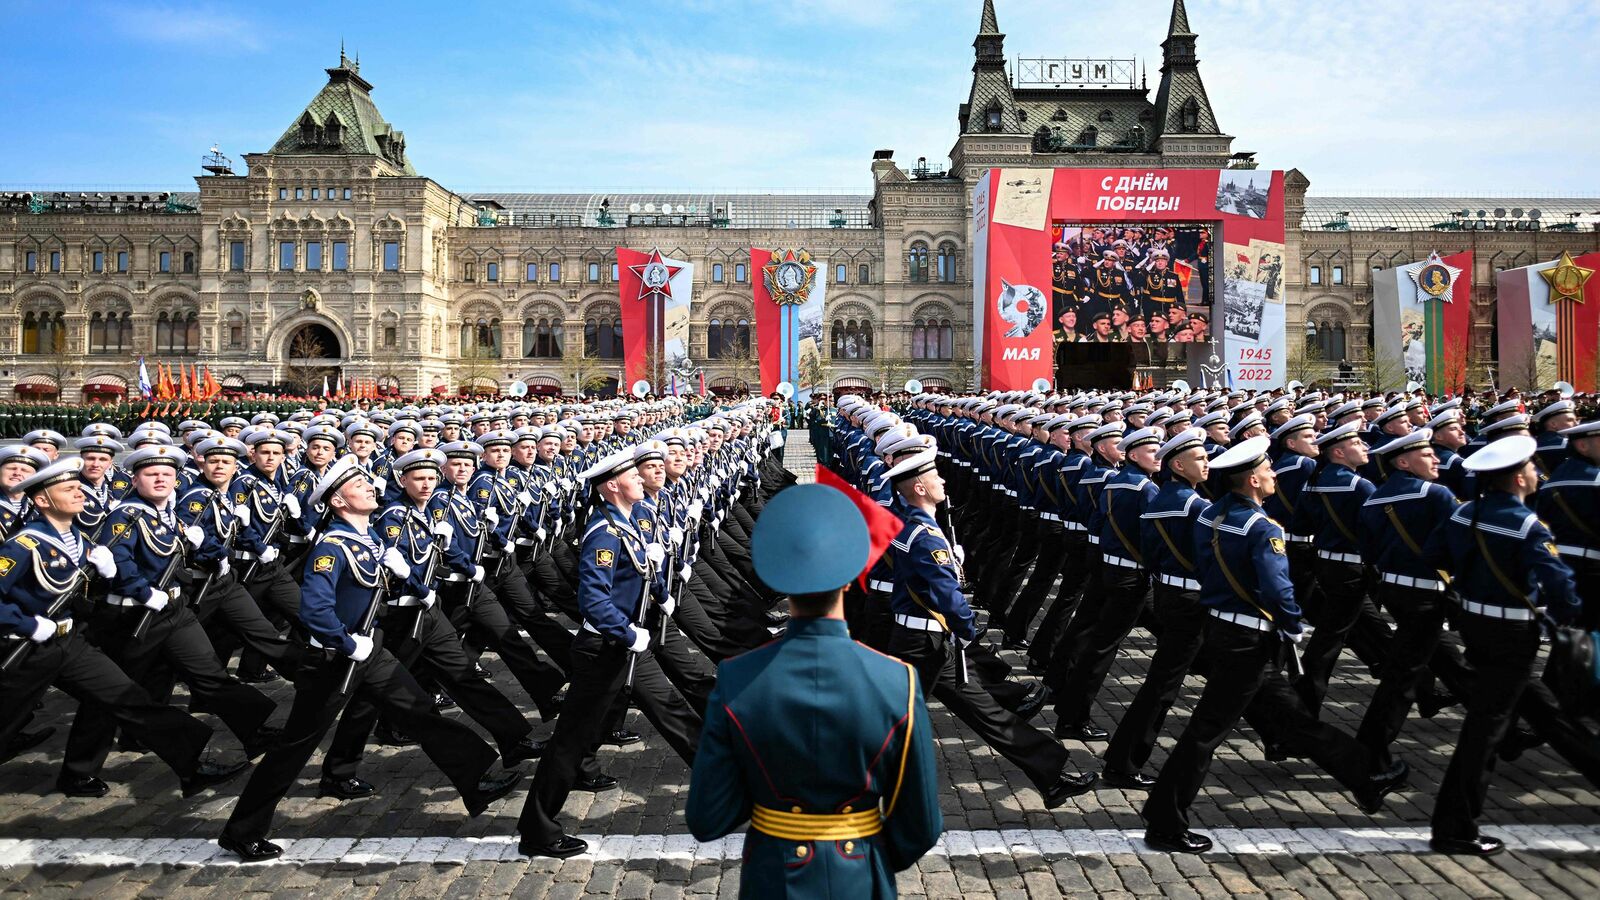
[{"xmin": 2, "ymin": 824, "xmax": 1598, "ymax": 868}]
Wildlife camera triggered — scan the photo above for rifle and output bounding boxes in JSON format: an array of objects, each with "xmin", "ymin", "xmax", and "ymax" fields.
[
  {"xmin": 338, "ymin": 568, "xmax": 390, "ymax": 695},
  {"xmin": 460, "ymin": 509, "xmax": 492, "ymax": 608},
  {"xmin": 1, "ymin": 515, "xmax": 114, "ymax": 673},
  {"xmin": 407, "ymin": 523, "xmax": 442, "ymax": 641},
  {"xmin": 239, "ymin": 497, "xmax": 285, "ymax": 584}
]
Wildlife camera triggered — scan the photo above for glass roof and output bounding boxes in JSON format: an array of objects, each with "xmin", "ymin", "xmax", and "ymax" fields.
[
  {"xmin": 464, "ymin": 192, "xmax": 874, "ymax": 229},
  {"xmin": 1302, "ymin": 196, "xmax": 1600, "ymax": 232}
]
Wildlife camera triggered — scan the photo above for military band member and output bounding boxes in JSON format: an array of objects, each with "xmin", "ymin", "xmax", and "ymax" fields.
[
  {"xmin": 885, "ymin": 449, "xmax": 1098, "ymax": 808},
  {"xmin": 687, "ymin": 484, "xmax": 942, "ymax": 897},
  {"xmin": 518, "ymin": 450, "xmax": 702, "ymax": 860},
  {"xmin": 220, "ymin": 456, "xmax": 521, "ymax": 862},
  {"xmin": 1141, "ymin": 438, "xmax": 1408, "ymax": 855}
]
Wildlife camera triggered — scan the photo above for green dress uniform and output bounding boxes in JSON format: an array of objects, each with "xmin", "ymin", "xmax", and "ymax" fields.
[{"xmin": 687, "ymin": 485, "xmax": 943, "ymax": 899}]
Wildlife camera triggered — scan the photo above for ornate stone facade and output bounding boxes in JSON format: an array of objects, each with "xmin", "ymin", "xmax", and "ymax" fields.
[{"xmin": 2, "ymin": 3, "xmax": 1596, "ymax": 400}]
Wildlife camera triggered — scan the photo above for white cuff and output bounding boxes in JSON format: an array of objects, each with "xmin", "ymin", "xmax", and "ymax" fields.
[{"xmin": 627, "ymin": 625, "xmax": 650, "ymax": 653}]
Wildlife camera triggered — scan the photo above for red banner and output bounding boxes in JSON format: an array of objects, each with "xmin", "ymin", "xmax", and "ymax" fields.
[
  {"xmin": 615, "ymin": 247, "xmax": 655, "ymax": 388},
  {"xmin": 750, "ymin": 248, "xmax": 781, "ymax": 395},
  {"xmin": 1438, "ymin": 251, "xmax": 1474, "ymax": 394}
]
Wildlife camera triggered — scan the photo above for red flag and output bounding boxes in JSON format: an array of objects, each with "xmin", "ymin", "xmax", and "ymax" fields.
[
  {"xmin": 157, "ymin": 363, "xmax": 173, "ymax": 400},
  {"xmin": 203, "ymin": 366, "xmax": 221, "ymax": 400},
  {"xmin": 1172, "ymin": 259, "xmax": 1194, "ymax": 294},
  {"xmin": 698, "ymin": 371, "xmax": 706, "ymax": 396},
  {"xmin": 815, "ymin": 464, "xmax": 905, "ymax": 590}
]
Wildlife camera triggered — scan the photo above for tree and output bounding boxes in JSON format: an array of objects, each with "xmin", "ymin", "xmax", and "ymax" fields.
[
  {"xmin": 284, "ymin": 329, "xmax": 330, "ymax": 396},
  {"xmin": 713, "ymin": 340, "xmax": 761, "ymax": 393},
  {"xmin": 454, "ymin": 344, "xmax": 502, "ymax": 395},
  {"xmin": 799, "ymin": 353, "xmax": 832, "ymax": 397},
  {"xmin": 871, "ymin": 355, "xmax": 916, "ymax": 393},
  {"xmin": 559, "ymin": 346, "xmax": 610, "ymax": 397},
  {"xmin": 1282, "ymin": 340, "xmax": 1328, "ymax": 390}
]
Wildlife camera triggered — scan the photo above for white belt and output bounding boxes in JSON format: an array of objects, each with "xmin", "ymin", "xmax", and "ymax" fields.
[
  {"xmin": 231, "ymin": 550, "xmax": 257, "ymax": 561},
  {"xmin": 868, "ymin": 579, "xmax": 893, "ymax": 593},
  {"xmin": 108, "ymin": 588, "xmax": 179, "ymax": 606},
  {"xmin": 385, "ymin": 596, "xmax": 424, "ymax": 607},
  {"xmin": 1209, "ymin": 609, "xmax": 1273, "ymax": 632},
  {"xmin": 1458, "ymin": 599, "xmax": 1535, "ymax": 621},
  {"xmin": 1102, "ymin": 554, "xmax": 1141, "ymax": 570},
  {"xmin": 1087, "ymin": 534, "xmax": 1100, "ymax": 545},
  {"xmin": 893, "ymin": 613, "xmax": 944, "ymax": 633},
  {"xmin": 514, "ymin": 537, "xmax": 537, "ymax": 547},
  {"xmin": 285, "ymin": 534, "xmax": 310, "ymax": 545},
  {"xmin": 1040, "ymin": 512, "xmax": 1061, "ymax": 522},
  {"xmin": 1286, "ymin": 534, "xmax": 1312, "ymax": 544},
  {"xmin": 1556, "ymin": 544, "xmax": 1600, "ymax": 561},
  {"xmin": 443, "ymin": 572, "xmax": 468, "ymax": 583},
  {"xmin": 1005, "ymin": 488, "xmax": 1017, "ymax": 497},
  {"xmin": 1064, "ymin": 521, "xmax": 1087, "ymax": 533},
  {"xmin": 1317, "ymin": 550, "xmax": 1363, "ymax": 564},
  {"xmin": 1381, "ymin": 572, "xmax": 1446, "ymax": 592},
  {"xmin": 1158, "ymin": 573, "xmax": 1201, "ymax": 590},
  {"xmin": 978, "ymin": 475, "xmax": 990, "ymax": 483}
]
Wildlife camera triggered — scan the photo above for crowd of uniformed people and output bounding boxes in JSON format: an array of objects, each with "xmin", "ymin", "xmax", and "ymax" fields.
[{"xmin": 3, "ymin": 376, "xmax": 1600, "ymax": 895}]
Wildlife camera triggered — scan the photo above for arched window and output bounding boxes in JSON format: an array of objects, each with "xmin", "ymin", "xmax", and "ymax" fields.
[
  {"xmin": 22, "ymin": 310, "xmax": 65, "ymax": 354},
  {"xmin": 936, "ymin": 243, "xmax": 958, "ymax": 283},
  {"xmin": 583, "ymin": 316, "xmax": 622, "ymax": 358},
  {"xmin": 1180, "ymin": 97, "xmax": 1200, "ymax": 132},
  {"xmin": 460, "ymin": 317, "xmax": 501, "ymax": 357},
  {"xmin": 707, "ymin": 317, "xmax": 751, "ymax": 359},
  {"xmin": 708, "ymin": 318, "xmax": 723, "ymax": 360},
  {"xmin": 90, "ymin": 310, "xmax": 133, "ymax": 353},
  {"xmin": 522, "ymin": 317, "xmax": 563, "ymax": 358},
  {"xmin": 830, "ymin": 318, "xmax": 874, "ymax": 360},
  {"xmin": 911, "ymin": 317, "xmax": 955, "ymax": 360},
  {"xmin": 155, "ymin": 310, "xmax": 198, "ymax": 353},
  {"xmin": 907, "ymin": 243, "xmax": 929, "ymax": 283}
]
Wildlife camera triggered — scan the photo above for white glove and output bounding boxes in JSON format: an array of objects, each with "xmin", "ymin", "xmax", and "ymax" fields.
[
  {"xmin": 86, "ymin": 546, "xmax": 116, "ymax": 579},
  {"xmin": 144, "ymin": 588, "xmax": 170, "ymax": 612},
  {"xmin": 561, "ymin": 477, "xmax": 574, "ymax": 491},
  {"xmin": 349, "ymin": 633, "xmax": 374, "ymax": 662},
  {"xmin": 688, "ymin": 500, "xmax": 704, "ymax": 521},
  {"xmin": 1282, "ymin": 630, "xmax": 1305, "ymax": 645},
  {"xmin": 517, "ymin": 491, "xmax": 533, "ymax": 507},
  {"xmin": 544, "ymin": 481, "xmax": 562, "ymax": 496},
  {"xmin": 646, "ymin": 543, "xmax": 666, "ymax": 565},
  {"xmin": 184, "ymin": 525, "xmax": 205, "ymax": 549},
  {"xmin": 627, "ymin": 625, "xmax": 650, "ymax": 654},
  {"xmin": 433, "ymin": 520, "xmax": 454, "ymax": 542},
  {"xmin": 420, "ymin": 590, "xmax": 437, "ymax": 609},
  {"xmin": 381, "ymin": 546, "xmax": 411, "ymax": 579},
  {"xmin": 953, "ymin": 544, "xmax": 966, "ymax": 567},
  {"xmin": 234, "ymin": 504, "xmax": 251, "ymax": 526},
  {"xmin": 661, "ymin": 593, "xmax": 677, "ymax": 617},
  {"xmin": 471, "ymin": 565, "xmax": 485, "ymax": 583},
  {"xmin": 283, "ymin": 495, "xmax": 302, "ymax": 518},
  {"xmin": 304, "ymin": 527, "xmax": 318, "ymax": 543},
  {"xmin": 29, "ymin": 615, "xmax": 55, "ymax": 643},
  {"xmin": 259, "ymin": 545, "xmax": 280, "ymax": 564},
  {"xmin": 668, "ymin": 526, "xmax": 684, "ymax": 546},
  {"xmin": 679, "ymin": 564, "xmax": 695, "ymax": 582},
  {"xmin": 484, "ymin": 506, "xmax": 500, "ymax": 525},
  {"xmin": 535, "ymin": 527, "xmax": 547, "ymax": 542},
  {"xmin": 217, "ymin": 558, "xmax": 231, "ymax": 578}
]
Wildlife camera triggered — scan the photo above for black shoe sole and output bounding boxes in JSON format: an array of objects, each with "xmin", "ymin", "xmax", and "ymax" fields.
[
  {"xmin": 218, "ymin": 837, "xmax": 283, "ymax": 862},
  {"xmin": 518, "ymin": 839, "xmax": 587, "ymax": 859}
]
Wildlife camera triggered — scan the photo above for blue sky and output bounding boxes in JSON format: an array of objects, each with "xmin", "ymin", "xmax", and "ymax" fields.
[{"xmin": 3, "ymin": 0, "xmax": 1597, "ymax": 195}]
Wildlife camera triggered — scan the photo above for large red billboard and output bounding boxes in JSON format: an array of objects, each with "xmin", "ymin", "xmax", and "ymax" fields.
[{"xmin": 972, "ymin": 168, "xmax": 1287, "ymax": 390}]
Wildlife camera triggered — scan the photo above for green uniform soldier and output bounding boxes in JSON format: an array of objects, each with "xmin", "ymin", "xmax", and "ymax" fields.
[{"xmin": 687, "ymin": 484, "xmax": 942, "ymax": 897}]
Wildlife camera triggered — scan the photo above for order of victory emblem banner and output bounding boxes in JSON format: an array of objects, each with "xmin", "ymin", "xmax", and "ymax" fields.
[{"xmin": 761, "ymin": 250, "xmax": 817, "ymax": 306}]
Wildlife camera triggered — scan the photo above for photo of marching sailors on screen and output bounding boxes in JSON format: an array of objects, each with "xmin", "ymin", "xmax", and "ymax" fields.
[
  {"xmin": 1223, "ymin": 278, "xmax": 1267, "ymax": 343},
  {"xmin": 1215, "ymin": 171, "xmax": 1270, "ymax": 219},
  {"xmin": 1050, "ymin": 223, "xmax": 1212, "ymax": 343}
]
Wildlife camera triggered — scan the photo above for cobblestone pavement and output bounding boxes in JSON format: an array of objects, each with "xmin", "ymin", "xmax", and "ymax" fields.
[{"xmin": 3, "ymin": 437, "xmax": 1598, "ymax": 897}]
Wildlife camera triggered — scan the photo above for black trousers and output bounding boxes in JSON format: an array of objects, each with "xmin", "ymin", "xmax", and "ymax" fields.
[
  {"xmin": 323, "ymin": 603, "xmax": 533, "ymax": 780},
  {"xmin": 1029, "ymin": 530, "xmax": 1091, "ymax": 671},
  {"xmin": 1046, "ymin": 548, "xmax": 1108, "ymax": 692},
  {"xmin": 198, "ymin": 574, "xmax": 302, "ymax": 673},
  {"xmin": 1142, "ymin": 618, "xmax": 1373, "ymax": 835},
  {"xmin": 1, "ymin": 631, "xmax": 212, "ymax": 783},
  {"xmin": 239, "ymin": 559, "xmax": 304, "ymax": 679},
  {"xmin": 519, "ymin": 547, "xmax": 580, "ymax": 622},
  {"xmin": 973, "ymin": 500, "xmax": 1022, "ymax": 609},
  {"xmin": 222, "ymin": 630, "xmax": 500, "ymax": 844},
  {"xmin": 1356, "ymin": 583, "xmax": 1474, "ymax": 768},
  {"xmin": 648, "ymin": 617, "xmax": 716, "ymax": 719},
  {"xmin": 888, "ymin": 626, "xmax": 1067, "ymax": 793},
  {"xmin": 1057, "ymin": 564, "xmax": 1151, "ymax": 727},
  {"xmin": 1104, "ymin": 583, "xmax": 1208, "ymax": 774},
  {"xmin": 517, "ymin": 631, "xmax": 701, "ymax": 844},
  {"xmin": 1008, "ymin": 522, "xmax": 1068, "ymax": 643},
  {"xmin": 991, "ymin": 515, "xmax": 1043, "ymax": 627},
  {"xmin": 1298, "ymin": 558, "xmax": 1389, "ymax": 716},
  {"xmin": 441, "ymin": 580, "xmax": 566, "ymax": 719},
  {"xmin": 1432, "ymin": 614, "xmax": 1540, "ymax": 841},
  {"xmin": 668, "ymin": 580, "xmax": 742, "ymax": 663},
  {"xmin": 63, "ymin": 604, "xmax": 275, "ymax": 780},
  {"xmin": 490, "ymin": 556, "xmax": 575, "ymax": 674}
]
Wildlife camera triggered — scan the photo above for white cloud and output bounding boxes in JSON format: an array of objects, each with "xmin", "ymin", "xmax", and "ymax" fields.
[{"xmin": 99, "ymin": 2, "xmax": 269, "ymax": 52}]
